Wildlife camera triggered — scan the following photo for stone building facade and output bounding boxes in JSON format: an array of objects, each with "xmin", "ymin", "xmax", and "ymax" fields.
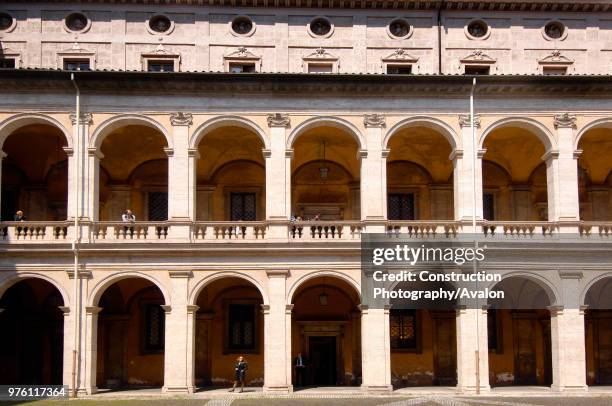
[{"xmin": 0, "ymin": 0, "xmax": 611, "ymax": 396}]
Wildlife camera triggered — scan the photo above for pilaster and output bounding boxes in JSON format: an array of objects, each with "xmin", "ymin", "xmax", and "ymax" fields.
[
  {"xmin": 456, "ymin": 114, "xmax": 482, "ymax": 228},
  {"xmin": 359, "ymin": 305, "xmax": 392, "ymax": 393},
  {"xmin": 168, "ymin": 113, "xmax": 193, "ymax": 240},
  {"xmin": 455, "ymin": 307, "xmax": 490, "ymax": 394},
  {"xmin": 163, "ymin": 270, "xmax": 194, "ymax": 393},
  {"xmin": 549, "ymin": 304, "xmax": 588, "ymax": 392},
  {"xmin": 361, "ymin": 114, "xmax": 386, "ymax": 227},
  {"xmin": 266, "ymin": 114, "xmax": 291, "ymax": 240},
  {"xmin": 263, "ymin": 270, "xmax": 292, "ymax": 392}
]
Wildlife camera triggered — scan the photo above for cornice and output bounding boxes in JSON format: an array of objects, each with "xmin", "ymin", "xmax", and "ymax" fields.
[
  {"xmin": 3, "ymin": 70, "xmax": 612, "ymax": 98},
  {"xmin": 23, "ymin": 0, "xmax": 612, "ymax": 12}
]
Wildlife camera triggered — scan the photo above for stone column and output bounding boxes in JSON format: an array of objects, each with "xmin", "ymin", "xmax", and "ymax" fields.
[
  {"xmin": 185, "ymin": 304, "xmax": 199, "ymax": 392},
  {"xmin": 163, "ymin": 270, "xmax": 193, "ymax": 393},
  {"xmin": 549, "ymin": 270, "xmax": 588, "ymax": 392},
  {"xmin": 58, "ymin": 306, "xmax": 74, "ymax": 392},
  {"xmin": 361, "ymin": 114, "xmax": 386, "ymax": 228},
  {"xmin": 0, "ymin": 151, "xmax": 6, "ymax": 219},
  {"xmin": 69, "ymin": 112, "xmax": 93, "ymax": 222},
  {"xmin": 168, "ymin": 113, "xmax": 193, "ymax": 240},
  {"xmin": 360, "ymin": 305, "xmax": 392, "ymax": 392},
  {"xmin": 263, "ymin": 270, "xmax": 291, "ymax": 392},
  {"xmin": 86, "ymin": 148, "xmax": 103, "ymax": 222},
  {"xmin": 456, "ymin": 307, "xmax": 490, "ymax": 393},
  {"xmin": 83, "ymin": 306, "xmax": 102, "ymax": 394},
  {"xmin": 265, "ymin": 114, "xmax": 291, "ymax": 240},
  {"xmin": 455, "ymin": 114, "xmax": 481, "ymax": 227},
  {"xmin": 546, "ymin": 114, "xmax": 580, "ymax": 224}
]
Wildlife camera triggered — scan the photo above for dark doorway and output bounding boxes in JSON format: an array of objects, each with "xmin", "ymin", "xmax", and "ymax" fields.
[
  {"xmin": 309, "ymin": 336, "xmax": 336, "ymax": 385},
  {"xmin": 432, "ymin": 312, "xmax": 457, "ymax": 386},
  {"xmin": 590, "ymin": 310, "xmax": 612, "ymax": 385}
]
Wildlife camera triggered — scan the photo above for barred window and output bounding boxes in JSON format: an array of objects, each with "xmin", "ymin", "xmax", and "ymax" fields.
[
  {"xmin": 148, "ymin": 192, "xmax": 168, "ymax": 221},
  {"xmin": 390, "ymin": 309, "xmax": 418, "ymax": 350},
  {"xmin": 228, "ymin": 304, "xmax": 255, "ymax": 351},
  {"xmin": 388, "ymin": 193, "xmax": 415, "ymax": 220},
  {"xmin": 230, "ymin": 192, "xmax": 256, "ymax": 221},
  {"xmin": 144, "ymin": 304, "xmax": 165, "ymax": 353}
]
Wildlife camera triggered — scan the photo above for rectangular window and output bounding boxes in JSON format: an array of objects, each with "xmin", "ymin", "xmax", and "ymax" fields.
[
  {"xmin": 147, "ymin": 60, "xmax": 175, "ymax": 72},
  {"xmin": 144, "ymin": 304, "xmax": 165, "ymax": 353},
  {"xmin": 0, "ymin": 58, "xmax": 16, "ymax": 68},
  {"xmin": 465, "ymin": 65, "xmax": 490, "ymax": 75},
  {"xmin": 390, "ymin": 309, "xmax": 418, "ymax": 351},
  {"xmin": 386, "ymin": 64, "xmax": 412, "ymax": 74},
  {"xmin": 229, "ymin": 62, "xmax": 256, "ymax": 73},
  {"xmin": 388, "ymin": 193, "xmax": 415, "ymax": 220},
  {"xmin": 230, "ymin": 192, "xmax": 256, "ymax": 221},
  {"xmin": 483, "ymin": 193, "xmax": 495, "ymax": 221},
  {"xmin": 308, "ymin": 63, "xmax": 333, "ymax": 73},
  {"xmin": 543, "ymin": 66, "xmax": 567, "ymax": 75},
  {"xmin": 63, "ymin": 59, "xmax": 90, "ymax": 71},
  {"xmin": 148, "ymin": 192, "xmax": 168, "ymax": 221},
  {"xmin": 228, "ymin": 303, "xmax": 256, "ymax": 351}
]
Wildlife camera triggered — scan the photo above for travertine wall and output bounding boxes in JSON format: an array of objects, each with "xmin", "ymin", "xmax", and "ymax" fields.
[{"xmin": 1, "ymin": 2, "xmax": 611, "ymax": 74}]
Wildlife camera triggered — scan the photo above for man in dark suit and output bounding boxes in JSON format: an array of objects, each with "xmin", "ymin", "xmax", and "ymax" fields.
[{"xmin": 294, "ymin": 352, "xmax": 308, "ymax": 386}]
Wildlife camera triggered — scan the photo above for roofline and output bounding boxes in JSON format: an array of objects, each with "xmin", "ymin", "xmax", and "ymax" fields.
[{"xmin": 14, "ymin": 0, "xmax": 612, "ymax": 12}]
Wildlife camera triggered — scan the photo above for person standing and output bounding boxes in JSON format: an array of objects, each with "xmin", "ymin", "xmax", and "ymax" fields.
[
  {"xmin": 13, "ymin": 210, "xmax": 26, "ymax": 221},
  {"xmin": 294, "ymin": 352, "xmax": 308, "ymax": 386},
  {"xmin": 229, "ymin": 356, "xmax": 248, "ymax": 393},
  {"xmin": 121, "ymin": 209, "xmax": 136, "ymax": 237}
]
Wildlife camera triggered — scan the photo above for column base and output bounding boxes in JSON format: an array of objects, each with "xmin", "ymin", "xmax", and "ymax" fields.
[
  {"xmin": 361, "ymin": 384, "xmax": 393, "ymax": 393},
  {"xmin": 263, "ymin": 385, "xmax": 293, "ymax": 393},
  {"xmin": 551, "ymin": 384, "xmax": 588, "ymax": 393},
  {"xmin": 457, "ymin": 384, "xmax": 491, "ymax": 394},
  {"xmin": 162, "ymin": 386, "xmax": 194, "ymax": 394}
]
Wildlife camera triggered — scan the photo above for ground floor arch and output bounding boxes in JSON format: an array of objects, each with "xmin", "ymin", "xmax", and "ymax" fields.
[
  {"xmin": 193, "ymin": 276, "xmax": 265, "ymax": 388},
  {"xmin": 487, "ymin": 276, "xmax": 554, "ymax": 387},
  {"xmin": 584, "ymin": 276, "xmax": 612, "ymax": 385},
  {"xmin": 0, "ymin": 277, "xmax": 65, "ymax": 385},
  {"xmin": 290, "ymin": 275, "xmax": 361, "ymax": 387},
  {"xmin": 95, "ymin": 276, "xmax": 167, "ymax": 390}
]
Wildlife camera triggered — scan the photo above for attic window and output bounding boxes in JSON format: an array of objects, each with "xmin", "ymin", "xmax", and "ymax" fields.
[{"xmin": 464, "ymin": 65, "xmax": 490, "ymax": 75}]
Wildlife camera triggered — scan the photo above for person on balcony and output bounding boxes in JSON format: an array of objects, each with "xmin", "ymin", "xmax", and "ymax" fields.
[
  {"xmin": 121, "ymin": 209, "xmax": 136, "ymax": 237},
  {"xmin": 229, "ymin": 356, "xmax": 248, "ymax": 393},
  {"xmin": 13, "ymin": 210, "xmax": 26, "ymax": 221}
]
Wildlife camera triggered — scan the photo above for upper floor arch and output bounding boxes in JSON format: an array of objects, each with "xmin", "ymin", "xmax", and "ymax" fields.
[
  {"xmin": 287, "ymin": 116, "xmax": 364, "ymax": 150},
  {"xmin": 190, "ymin": 115, "xmax": 270, "ymax": 150},
  {"xmin": 89, "ymin": 114, "xmax": 172, "ymax": 150},
  {"xmin": 384, "ymin": 116, "xmax": 460, "ymax": 152},
  {"xmin": 0, "ymin": 272, "xmax": 70, "ymax": 306},
  {"xmin": 575, "ymin": 118, "xmax": 612, "ymax": 150},
  {"xmin": 479, "ymin": 117, "xmax": 557, "ymax": 152},
  {"xmin": 0, "ymin": 113, "xmax": 72, "ymax": 150}
]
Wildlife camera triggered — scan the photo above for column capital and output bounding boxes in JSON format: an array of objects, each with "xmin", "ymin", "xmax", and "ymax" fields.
[
  {"xmin": 169, "ymin": 270, "xmax": 193, "ymax": 278},
  {"xmin": 476, "ymin": 148, "xmax": 487, "ymax": 159},
  {"xmin": 261, "ymin": 304, "xmax": 271, "ymax": 315},
  {"xmin": 187, "ymin": 148, "xmax": 200, "ymax": 159},
  {"xmin": 358, "ymin": 149, "xmax": 368, "ymax": 159},
  {"xmin": 0, "ymin": 151, "xmax": 6, "ymax": 159},
  {"xmin": 285, "ymin": 304, "xmax": 294, "ymax": 314},
  {"xmin": 164, "ymin": 147, "xmax": 174, "ymax": 157},
  {"xmin": 262, "ymin": 148, "xmax": 272, "ymax": 159},
  {"xmin": 87, "ymin": 147, "xmax": 104, "ymax": 159},
  {"xmin": 553, "ymin": 113, "xmax": 577, "ymax": 129},
  {"xmin": 541, "ymin": 149, "xmax": 560, "ymax": 162},
  {"xmin": 160, "ymin": 305, "xmax": 172, "ymax": 314},
  {"xmin": 547, "ymin": 304, "xmax": 564, "ymax": 316},
  {"xmin": 62, "ymin": 146, "xmax": 74, "ymax": 157},
  {"xmin": 573, "ymin": 149, "xmax": 583, "ymax": 159},
  {"xmin": 170, "ymin": 112, "xmax": 193, "ymax": 127},
  {"xmin": 449, "ymin": 149, "xmax": 464, "ymax": 161},
  {"xmin": 85, "ymin": 306, "xmax": 103, "ymax": 315},
  {"xmin": 558, "ymin": 270, "xmax": 583, "ymax": 279},
  {"xmin": 381, "ymin": 149, "xmax": 390, "ymax": 159},
  {"xmin": 266, "ymin": 269, "xmax": 289, "ymax": 278},
  {"xmin": 70, "ymin": 112, "xmax": 93, "ymax": 126},
  {"xmin": 66, "ymin": 269, "xmax": 92, "ymax": 280},
  {"xmin": 285, "ymin": 149, "xmax": 294, "ymax": 159},
  {"xmin": 58, "ymin": 306, "xmax": 71, "ymax": 314},
  {"xmin": 458, "ymin": 114, "xmax": 481, "ymax": 128},
  {"xmin": 267, "ymin": 113, "xmax": 290, "ymax": 128},
  {"xmin": 187, "ymin": 305, "xmax": 200, "ymax": 314},
  {"xmin": 364, "ymin": 113, "xmax": 386, "ymax": 128}
]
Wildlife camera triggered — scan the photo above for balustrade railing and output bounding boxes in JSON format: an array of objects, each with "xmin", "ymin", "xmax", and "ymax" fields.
[
  {"xmin": 2, "ymin": 220, "xmax": 612, "ymax": 244},
  {"xmin": 192, "ymin": 222, "xmax": 267, "ymax": 240},
  {"xmin": 0, "ymin": 221, "xmax": 69, "ymax": 242},
  {"xmin": 481, "ymin": 221, "xmax": 558, "ymax": 237},
  {"xmin": 386, "ymin": 221, "xmax": 460, "ymax": 238},
  {"xmin": 92, "ymin": 222, "xmax": 169, "ymax": 240},
  {"xmin": 289, "ymin": 221, "xmax": 363, "ymax": 240}
]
